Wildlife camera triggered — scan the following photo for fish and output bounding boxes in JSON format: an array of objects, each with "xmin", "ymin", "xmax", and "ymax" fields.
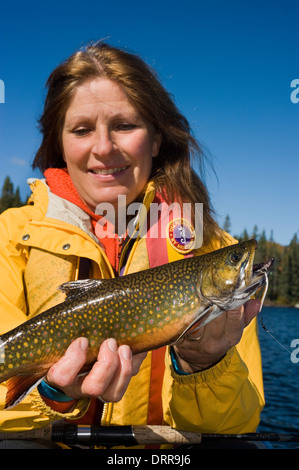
[{"xmin": 0, "ymin": 239, "xmax": 274, "ymax": 409}]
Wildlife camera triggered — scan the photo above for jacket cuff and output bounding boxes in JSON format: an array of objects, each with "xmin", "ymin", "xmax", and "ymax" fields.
[
  {"xmin": 170, "ymin": 347, "xmax": 191, "ymax": 375},
  {"xmin": 31, "ymin": 388, "xmax": 91, "ymax": 420},
  {"xmin": 167, "ymin": 346, "xmax": 234, "ymax": 384},
  {"xmin": 38, "ymin": 380, "xmax": 75, "ymax": 402}
]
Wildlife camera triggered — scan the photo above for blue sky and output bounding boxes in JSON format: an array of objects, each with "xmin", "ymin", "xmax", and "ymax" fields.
[{"xmin": 0, "ymin": 0, "xmax": 298, "ymax": 245}]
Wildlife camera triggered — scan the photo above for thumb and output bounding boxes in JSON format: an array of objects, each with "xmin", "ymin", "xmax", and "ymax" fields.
[
  {"xmin": 224, "ymin": 306, "xmax": 244, "ymax": 345},
  {"xmin": 243, "ymin": 299, "xmax": 261, "ymax": 327}
]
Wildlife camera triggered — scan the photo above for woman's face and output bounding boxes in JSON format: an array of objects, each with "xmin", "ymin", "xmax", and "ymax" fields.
[{"xmin": 62, "ymin": 77, "xmax": 161, "ymax": 213}]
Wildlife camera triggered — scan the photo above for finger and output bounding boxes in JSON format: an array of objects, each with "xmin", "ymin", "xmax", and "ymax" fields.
[
  {"xmin": 243, "ymin": 299, "xmax": 261, "ymax": 326},
  {"xmin": 226, "ymin": 306, "xmax": 244, "ymax": 322},
  {"xmin": 132, "ymin": 352, "xmax": 147, "ymax": 376},
  {"xmin": 102, "ymin": 345, "xmax": 134, "ymax": 401},
  {"xmin": 97, "ymin": 346, "xmax": 144, "ymax": 402},
  {"xmin": 46, "ymin": 337, "xmax": 89, "ymax": 388},
  {"xmin": 80, "ymin": 338, "xmax": 120, "ymax": 397},
  {"xmin": 88, "ymin": 347, "xmax": 147, "ymax": 402},
  {"xmin": 82, "ymin": 344, "xmax": 135, "ymax": 402},
  {"xmin": 224, "ymin": 306, "xmax": 244, "ymax": 346}
]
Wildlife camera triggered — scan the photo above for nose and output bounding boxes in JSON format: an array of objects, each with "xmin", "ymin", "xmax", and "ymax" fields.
[{"xmin": 91, "ymin": 127, "xmax": 115, "ymax": 157}]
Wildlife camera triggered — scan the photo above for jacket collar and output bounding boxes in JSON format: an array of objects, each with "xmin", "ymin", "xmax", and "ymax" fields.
[{"xmin": 26, "ymin": 178, "xmax": 157, "ymax": 244}]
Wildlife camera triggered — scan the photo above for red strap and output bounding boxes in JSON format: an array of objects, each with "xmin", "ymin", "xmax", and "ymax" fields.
[
  {"xmin": 146, "ymin": 196, "xmax": 169, "ymax": 268},
  {"xmin": 145, "ymin": 347, "xmax": 166, "ymax": 449},
  {"xmin": 147, "ymin": 347, "xmax": 167, "ymax": 425}
]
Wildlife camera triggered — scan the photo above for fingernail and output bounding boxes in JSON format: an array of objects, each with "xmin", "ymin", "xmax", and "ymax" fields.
[
  {"xmin": 121, "ymin": 346, "xmax": 132, "ymax": 361},
  {"xmin": 80, "ymin": 337, "xmax": 89, "ymax": 351},
  {"xmin": 108, "ymin": 338, "xmax": 118, "ymax": 352}
]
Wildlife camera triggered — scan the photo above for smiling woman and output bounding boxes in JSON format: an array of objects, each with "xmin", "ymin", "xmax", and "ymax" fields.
[{"xmin": 32, "ymin": 42, "xmax": 219, "ymax": 244}]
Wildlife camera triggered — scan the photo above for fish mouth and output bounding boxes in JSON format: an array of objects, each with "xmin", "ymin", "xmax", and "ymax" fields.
[
  {"xmin": 174, "ymin": 250, "xmax": 275, "ymax": 343},
  {"xmin": 244, "ymin": 257, "xmax": 275, "ymax": 294},
  {"xmin": 253, "ymin": 258, "xmax": 275, "ymax": 273}
]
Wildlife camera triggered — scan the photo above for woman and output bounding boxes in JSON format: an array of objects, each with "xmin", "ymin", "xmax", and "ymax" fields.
[{"xmin": 0, "ymin": 42, "xmax": 264, "ymax": 444}]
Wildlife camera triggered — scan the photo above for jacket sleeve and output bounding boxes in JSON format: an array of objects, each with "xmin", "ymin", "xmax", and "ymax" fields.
[
  {"xmin": 0, "ymin": 207, "xmax": 30, "ymax": 333},
  {"xmin": 0, "ymin": 208, "xmax": 89, "ymax": 430},
  {"xmin": 162, "ymin": 318, "xmax": 265, "ymax": 433}
]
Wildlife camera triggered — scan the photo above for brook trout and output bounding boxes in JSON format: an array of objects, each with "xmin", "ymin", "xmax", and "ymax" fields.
[{"xmin": 0, "ymin": 239, "xmax": 274, "ymax": 408}]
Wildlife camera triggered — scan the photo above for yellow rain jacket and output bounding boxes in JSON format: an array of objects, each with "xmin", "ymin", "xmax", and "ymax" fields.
[{"xmin": 0, "ymin": 178, "xmax": 265, "ymax": 434}]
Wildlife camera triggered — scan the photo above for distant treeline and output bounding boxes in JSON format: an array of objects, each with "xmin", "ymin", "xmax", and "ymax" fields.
[
  {"xmin": 0, "ymin": 177, "xmax": 298, "ymax": 307},
  {"xmin": 0, "ymin": 176, "xmax": 27, "ymax": 213},
  {"xmin": 223, "ymin": 215, "xmax": 299, "ymax": 307}
]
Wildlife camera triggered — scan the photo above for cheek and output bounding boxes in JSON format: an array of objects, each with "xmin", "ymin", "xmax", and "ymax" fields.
[
  {"xmin": 129, "ymin": 135, "xmax": 155, "ymax": 164},
  {"xmin": 62, "ymin": 137, "xmax": 88, "ymax": 165},
  {"xmin": 134, "ymin": 147, "xmax": 153, "ymax": 178}
]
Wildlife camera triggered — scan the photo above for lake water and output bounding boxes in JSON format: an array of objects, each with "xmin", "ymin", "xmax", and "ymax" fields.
[{"xmin": 257, "ymin": 307, "xmax": 299, "ymax": 449}]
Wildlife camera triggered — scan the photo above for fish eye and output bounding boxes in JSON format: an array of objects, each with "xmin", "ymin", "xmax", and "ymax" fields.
[{"xmin": 228, "ymin": 251, "xmax": 242, "ymax": 265}]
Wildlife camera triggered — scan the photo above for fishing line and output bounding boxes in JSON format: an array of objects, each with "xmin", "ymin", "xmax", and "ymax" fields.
[{"xmin": 259, "ymin": 272, "xmax": 291, "ymax": 355}]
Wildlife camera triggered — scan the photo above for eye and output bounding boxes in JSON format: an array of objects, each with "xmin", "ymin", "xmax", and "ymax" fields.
[
  {"xmin": 115, "ymin": 123, "xmax": 138, "ymax": 132},
  {"xmin": 72, "ymin": 127, "xmax": 92, "ymax": 136},
  {"xmin": 228, "ymin": 252, "xmax": 242, "ymax": 265}
]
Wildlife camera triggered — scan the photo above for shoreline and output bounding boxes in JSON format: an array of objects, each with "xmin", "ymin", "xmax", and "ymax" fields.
[{"xmin": 263, "ymin": 302, "xmax": 299, "ymax": 309}]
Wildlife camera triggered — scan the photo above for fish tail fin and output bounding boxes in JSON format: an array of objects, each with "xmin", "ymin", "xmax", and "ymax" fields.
[{"xmin": 4, "ymin": 374, "xmax": 45, "ymax": 409}]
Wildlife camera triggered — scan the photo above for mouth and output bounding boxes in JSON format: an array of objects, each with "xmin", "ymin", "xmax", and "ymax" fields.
[{"xmin": 89, "ymin": 165, "xmax": 130, "ymax": 177}]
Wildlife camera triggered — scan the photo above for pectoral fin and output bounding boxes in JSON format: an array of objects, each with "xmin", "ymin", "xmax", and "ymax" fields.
[
  {"xmin": 175, "ymin": 304, "xmax": 223, "ymax": 343},
  {"xmin": 4, "ymin": 374, "xmax": 45, "ymax": 409}
]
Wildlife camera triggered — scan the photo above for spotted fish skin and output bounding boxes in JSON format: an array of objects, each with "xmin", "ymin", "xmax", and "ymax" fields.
[
  {"xmin": 0, "ymin": 258, "xmax": 202, "ymax": 379},
  {"xmin": 0, "ymin": 240, "xmax": 273, "ymax": 408}
]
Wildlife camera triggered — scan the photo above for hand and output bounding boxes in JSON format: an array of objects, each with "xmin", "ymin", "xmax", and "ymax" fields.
[
  {"xmin": 46, "ymin": 337, "xmax": 147, "ymax": 403},
  {"xmin": 173, "ymin": 299, "xmax": 261, "ymax": 373}
]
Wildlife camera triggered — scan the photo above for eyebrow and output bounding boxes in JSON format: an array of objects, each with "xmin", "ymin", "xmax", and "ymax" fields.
[{"xmin": 64, "ymin": 110, "xmax": 144, "ymax": 126}]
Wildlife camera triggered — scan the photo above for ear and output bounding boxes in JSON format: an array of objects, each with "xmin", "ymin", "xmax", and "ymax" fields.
[{"xmin": 152, "ymin": 133, "xmax": 162, "ymax": 158}]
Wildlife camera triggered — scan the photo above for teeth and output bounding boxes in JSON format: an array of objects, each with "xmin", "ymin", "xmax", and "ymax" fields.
[{"xmin": 91, "ymin": 166, "xmax": 128, "ymax": 175}]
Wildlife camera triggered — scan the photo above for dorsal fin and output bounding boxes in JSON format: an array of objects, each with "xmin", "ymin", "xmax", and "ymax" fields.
[{"xmin": 58, "ymin": 279, "xmax": 107, "ymax": 299}]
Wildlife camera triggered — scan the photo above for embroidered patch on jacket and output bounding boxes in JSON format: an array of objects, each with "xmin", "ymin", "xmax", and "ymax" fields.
[{"xmin": 167, "ymin": 218, "xmax": 196, "ymax": 253}]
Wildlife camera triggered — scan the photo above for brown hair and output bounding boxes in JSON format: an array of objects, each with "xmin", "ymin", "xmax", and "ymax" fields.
[{"xmin": 33, "ymin": 41, "xmax": 222, "ymax": 244}]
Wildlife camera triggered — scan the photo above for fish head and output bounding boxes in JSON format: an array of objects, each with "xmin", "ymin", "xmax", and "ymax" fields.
[{"xmin": 199, "ymin": 239, "xmax": 274, "ymax": 310}]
